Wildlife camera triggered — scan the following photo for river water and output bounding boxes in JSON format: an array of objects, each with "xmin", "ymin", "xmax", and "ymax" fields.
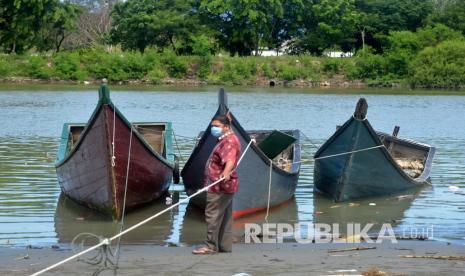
[{"xmin": 0, "ymin": 86, "xmax": 464, "ymax": 247}]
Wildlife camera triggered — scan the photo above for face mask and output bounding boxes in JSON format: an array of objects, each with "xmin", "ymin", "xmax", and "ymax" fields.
[{"xmin": 211, "ymin": 126, "xmax": 223, "ymax": 137}]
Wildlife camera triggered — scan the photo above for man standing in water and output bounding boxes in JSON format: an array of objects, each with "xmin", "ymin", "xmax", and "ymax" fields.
[{"xmin": 193, "ymin": 114, "xmax": 241, "ymax": 254}]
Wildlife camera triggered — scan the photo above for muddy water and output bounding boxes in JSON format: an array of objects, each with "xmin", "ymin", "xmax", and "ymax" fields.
[{"xmin": 0, "ymin": 87, "xmax": 464, "ymax": 246}]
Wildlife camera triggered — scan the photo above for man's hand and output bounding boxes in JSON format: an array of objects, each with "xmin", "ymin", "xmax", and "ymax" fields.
[
  {"xmin": 221, "ymin": 160, "xmax": 235, "ymax": 181},
  {"xmin": 221, "ymin": 173, "xmax": 231, "ymax": 181}
]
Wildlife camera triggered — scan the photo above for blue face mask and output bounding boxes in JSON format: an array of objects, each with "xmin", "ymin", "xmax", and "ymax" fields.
[{"xmin": 211, "ymin": 126, "xmax": 223, "ymax": 137}]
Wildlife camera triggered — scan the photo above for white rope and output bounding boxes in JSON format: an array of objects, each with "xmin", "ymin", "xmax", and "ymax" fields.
[
  {"xmin": 114, "ymin": 126, "xmax": 133, "ymax": 265},
  {"xmin": 314, "ymin": 145, "xmax": 385, "ymax": 160},
  {"xmin": 30, "ymin": 139, "xmax": 254, "ymax": 276},
  {"xmin": 264, "ymin": 158, "xmax": 272, "ymax": 223},
  {"xmin": 111, "ymin": 105, "xmax": 116, "ymax": 167}
]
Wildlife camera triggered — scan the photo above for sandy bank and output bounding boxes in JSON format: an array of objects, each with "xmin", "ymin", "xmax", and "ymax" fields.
[{"xmin": 1, "ymin": 240, "xmax": 465, "ymax": 275}]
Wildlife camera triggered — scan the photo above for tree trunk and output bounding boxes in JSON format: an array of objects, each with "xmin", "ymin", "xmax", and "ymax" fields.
[
  {"xmin": 169, "ymin": 35, "xmax": 178, "ymax": 55},
  {"xmin": 56, "ymin": 33, "xmax": 66, "ymax": 53},
  {"xmin": 361, "ymin": 28, "xmax": 366, "ymax": 53},
  {"xmin": 10, "ymin": 42, "xmax": 16, "ymax": 54}
]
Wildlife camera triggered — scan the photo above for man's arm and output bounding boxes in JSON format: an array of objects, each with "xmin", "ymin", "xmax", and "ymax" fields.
[{"xmin": 221, "ymin": 160, "xmax": 235, "ymax": 181}]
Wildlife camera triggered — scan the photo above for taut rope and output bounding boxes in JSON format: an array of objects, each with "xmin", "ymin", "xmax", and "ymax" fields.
[{"xmin": 30, "ymin": 140, "xmax": 254, "ymax": 276}]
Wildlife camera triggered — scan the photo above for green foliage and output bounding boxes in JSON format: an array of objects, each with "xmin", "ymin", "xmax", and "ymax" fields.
[
  {"xmin": 195, "ymin": 56, "xmax": 213, "ymax": 79},
  {"xmin": 147, "ymin": 67, "xmax": 167, "ymax": 84},
  {"xmin": 261, "ymin": 63, "xmax": 275, "ymax": 78},
  {"xmin": 110, "ymin": 0, "xmax": 202, "ymax": 54},
  {"xmin": 274, "ymin": 59, "xmax": 316, "ymax": 81},
  {"xmin": 25, "ymin": 55, "xmax": 53, "ymax": 79},
  {"xmin": 410, "ymin": 40, "xmax": 465, "ymax": 88},
  {"xmin": 383, "ymin": 24, "xmax": 463, "ymax": 78},
  {"xmin": 0, "ymin": 0, "xmax": 82, "ymax": 53},
  {"xmin": 199, "ymin": 0, "xmax": 302, "ymax": 56},
  {"xmin": 294, "ymin": 0, "xmax": 359, "ymax": 55},
  {"xmin": 191, "ymin": 35, "xmax": 216, "ymax": 57},
  {"xmin": 350, "ymin": 50, "xmax": 386, "ymax": 79},
  {"xmin": 355, "ymin": 0, "xmax": 435, "ymax": 51},
  {"xmin": 52, "ymin": 52, "xmax": 86, "ymax": 80},
  {"xmin": 215, "ymin": 57, "xmax": 257, "ymax": 84},
  {"xmin": 428, "ymin": 0, "xmax": 465, "ymax": 35},
  {"xmin": 160, "ymin": 53, "xmax": 188, "ymax": 78},
  {"xmin": 0, "ymin": 56, "xmax": 11, "ymax": 77},
  {"xmin": 36, "ymin": 1, "xmax": 82, "ymax": 52}
]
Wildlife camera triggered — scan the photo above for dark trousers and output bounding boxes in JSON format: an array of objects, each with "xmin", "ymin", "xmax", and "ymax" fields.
[{"xmin": 204, "ymin": 192, "xmax": 234, "ymax": 252}]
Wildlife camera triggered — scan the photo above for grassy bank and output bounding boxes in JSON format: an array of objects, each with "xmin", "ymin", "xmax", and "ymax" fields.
[{"xmin": 0, "ymin": 44, "xmax": 464, "ymax": 89}]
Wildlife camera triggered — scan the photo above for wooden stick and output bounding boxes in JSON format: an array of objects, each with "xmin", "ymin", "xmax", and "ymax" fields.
[
  {"xmin": 328, "ymin": 246, "xmax": 376, "ymax": 253},
  {"xmin": 401, "ymin": 255, "xmax": 465, "ymax": 261}
]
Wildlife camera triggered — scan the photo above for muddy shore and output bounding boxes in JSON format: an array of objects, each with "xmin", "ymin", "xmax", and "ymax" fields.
[
  {"xmin": 2, "ymin": 241, "xmax": 465, "ymax": 275},
  {"xmin": 0, "ymin": 76, "xmax": 368, "ymax": 89}
]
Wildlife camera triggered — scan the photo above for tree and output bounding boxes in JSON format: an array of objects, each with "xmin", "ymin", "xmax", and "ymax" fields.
[
  {"xmin": 354, "ymin": 0, "xmax": 435, "ymax": 52},
  {"xmin": 198, "ymin": 0, "xmax": 300, "ymax": 56},
  {"xmin": 36, "ymin": 1, "xmax": 82, "ymax": 52},
  {"xmin": 64, "ymin": 1, "xmax": 113, "ymax": 50},
  {"xmin": 292, "ymin": 0, "xmax": 359, "ymax": 55},
  {"xmin": 410, "ymin": 40, "xmax": 465, "ymax": 88},
  {"xmin": 384, "ymin": 24, "xmax": 463, "ymax": 77},
  {"xmin": 429, "ymin": 0, "xmax": 465, "ymax": 35},
  {"xmin": 110, "ymin": 0, "xmax": 203, "ymax": 53},
  {"xmin": 0, "ymin": 0, "xmax": 56, "ymax": 53}
]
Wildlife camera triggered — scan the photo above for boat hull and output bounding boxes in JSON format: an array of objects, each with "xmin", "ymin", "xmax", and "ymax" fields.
[
  {"xmin": 56, "ymin": 104, "xmax": 173, "ymax": 219},
  {"xmin": 314, "ymin": 115, "xmax": 434, "ymax": 202}
]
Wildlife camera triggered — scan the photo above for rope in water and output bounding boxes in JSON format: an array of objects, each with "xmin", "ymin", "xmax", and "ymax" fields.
[
  {"xmin": 30, "ymin": 139, "xmax": 254, "ymax": 276},
  {"xmin": 314, "ymin": 145, "xmax": 385, "ymax": 160}
]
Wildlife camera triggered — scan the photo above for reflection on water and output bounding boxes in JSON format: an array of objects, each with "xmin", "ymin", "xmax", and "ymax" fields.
[
  {"xmin": 312, "ymin": 190, "xmax": 422, "ymax": 237},
  {"xmin": 54, "ymin": 194, "xmax": 174, "ymax": 245},
  {"xmin": 179, "ymin": 198, "xmax": 299, "ymax": 245},
  {"xmin": 0, "ymin": 137, "xmax": 58, "ymax": 245},
  {"xmin": 1, "ymin": 90, "xmax": 465, "ymax": 246}
]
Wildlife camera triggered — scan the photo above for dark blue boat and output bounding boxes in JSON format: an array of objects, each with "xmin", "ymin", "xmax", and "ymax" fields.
[
  {"xmin": 314, "ymin": 98, "xmax": 435, "ymax": 202},
  {"xmin": 181, "ymin": 89, "xmax": 301, "ymax": 218}
]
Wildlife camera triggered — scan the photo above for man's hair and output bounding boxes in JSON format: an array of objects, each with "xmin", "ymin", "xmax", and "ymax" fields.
[{"xmin": 212, "ymin": 115, "xmax": 231, "ymax": 126}]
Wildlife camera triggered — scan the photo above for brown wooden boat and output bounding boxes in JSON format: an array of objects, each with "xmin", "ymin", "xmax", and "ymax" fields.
[{"xmin": 55, "ymin": 84, "xmax": 178, "ymax": 220}]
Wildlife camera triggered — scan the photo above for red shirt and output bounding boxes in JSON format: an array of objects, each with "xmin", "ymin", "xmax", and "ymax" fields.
[{"xmin": 204, "ymin": 132, "xmax": 241, "ymax": 193}]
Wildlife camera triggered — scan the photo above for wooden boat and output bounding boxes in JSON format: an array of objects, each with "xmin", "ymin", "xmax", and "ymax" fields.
[
  {"xmin": 55, "ymin": 84, "xmax": 178, "ymax": 220},
  {"xmin": 314, "ymin": 98, "xmax": 435, "ymax": 202},
  {"xmin": 181, "ymin": 89, "xmax": 301, "ymax": 219}
]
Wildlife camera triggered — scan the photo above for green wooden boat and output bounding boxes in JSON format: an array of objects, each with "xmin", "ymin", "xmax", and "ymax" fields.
[{"xmin": 314, "ymin": 98, "xmax": 435, "ymax": 202}]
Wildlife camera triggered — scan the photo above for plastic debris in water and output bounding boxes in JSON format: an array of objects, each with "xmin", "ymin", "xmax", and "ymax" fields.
[
  {"xmin": 449, "ymin": 186, "xmax": 460, "ymax": 192},
  {"xmin": 165, "ymin": 196, "xmax": 172, "ymax": 205},
  {"xmin": 369, "ymin": 203, "xmax": 376, "ymax": 206}
]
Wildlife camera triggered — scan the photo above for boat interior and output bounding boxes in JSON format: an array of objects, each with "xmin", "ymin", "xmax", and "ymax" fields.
[
  {"xmin": 134, "ymin": 124, "xmax": 167, "ymax": 157},
  {"xmin": 67, "ymin": 123, "xmax": 167, "ymax": 157},
  {"xmin": 248, "ymin": 130, "xmax": 296, "ymax": 172},
  {"xmin": 377, "ymin": 128, "xmax": 429, "ymax": 178},
  {"xmin": 67, "ymin": 125, "xmax": 85, "ymax": 153}
]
